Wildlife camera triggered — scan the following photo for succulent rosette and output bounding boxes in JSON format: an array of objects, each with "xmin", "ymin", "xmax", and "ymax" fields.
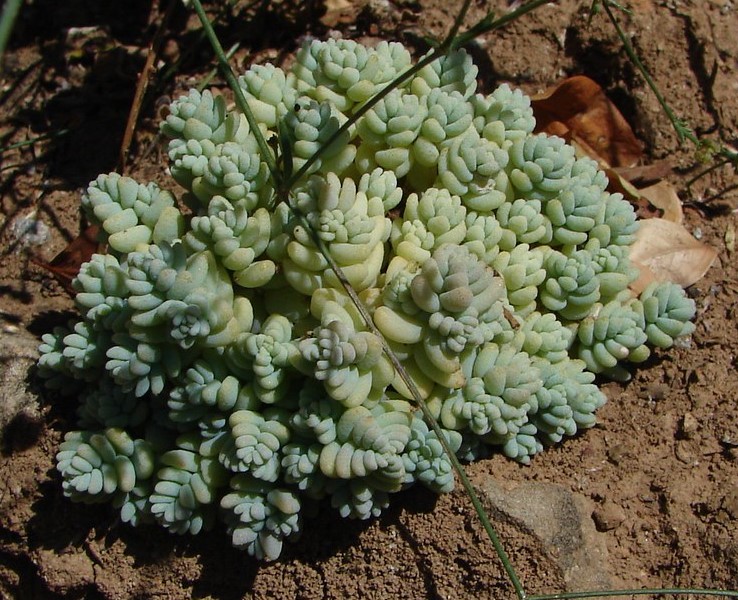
[{"xmin": 38, "ymin": 39, "xmax": 696, "ymax": 560}]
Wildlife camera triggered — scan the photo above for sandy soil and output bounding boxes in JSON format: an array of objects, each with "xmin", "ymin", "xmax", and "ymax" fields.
[{"xmin": 1, "ymin": 1, "xmax": 736, "ymax": 598}]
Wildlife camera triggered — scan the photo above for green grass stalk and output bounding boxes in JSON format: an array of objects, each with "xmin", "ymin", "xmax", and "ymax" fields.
[
  {"xmin": 190, "ymin": 0, "xmax": 280, "ymax": 185},
  {"xmin": 530, "ymin": 586, "xmax": 738, "ymax": 599},
  {"xmin": 599, "ymin": 0, "xmax": 694, "ymax": 144},
  {"xmin": 0, "ymin": 128, "xmax": 70, "ymax": 155},
  {"xmin": 286, "ymin": 0, "xmax": 557, "ymax": 189},
  {"xmin": 0, "ymin": 0, "xmax": 22, "ymax": 72},
  {"xmin": 286, "ymin": 202, "xmax": 527, "ymax": 599}
]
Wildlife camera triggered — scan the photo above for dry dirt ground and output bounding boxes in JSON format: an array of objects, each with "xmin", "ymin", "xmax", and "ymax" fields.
[{"xmin": 0, "ymin": 1, "xmax": 737, "ymax": 599}]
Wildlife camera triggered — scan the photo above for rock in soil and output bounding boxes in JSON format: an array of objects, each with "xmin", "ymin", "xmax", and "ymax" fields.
[
  {"xmin": 592, "ymin": 499, "xmax": 627, "ymax": 532},
  {"xmin": 482, "ymin": 479, "xmax": 616, "ymax": 594},
  {"xmin": 0, "ymin": 328, "xmax": 42, "ymax": 446}
]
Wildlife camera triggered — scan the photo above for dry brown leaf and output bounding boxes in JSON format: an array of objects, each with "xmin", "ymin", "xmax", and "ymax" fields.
[
  {"xmin": 612, "ymin": 161, "xmax": 672, "ymax": 186},
  {"xmin": 638, "ymin": 181, "xmax": 684, "ymax": 224},
  {"xmin": 604, "ymin": 166, "xmax": 642, "ymax": 203},
  {"xmin": 532, "ymin": 75, "xmax": 643, "ymax": 168},
  {"xmin": 30, "ymin": 225, "xmax": 100, "ymax": 296},
  {"xmin": 629, "ymin": 219, "xmax": 717, "ymax": 294},
  {"xmin": 601, "ymin": 165, "xmax": 672, "ymax": 226}
]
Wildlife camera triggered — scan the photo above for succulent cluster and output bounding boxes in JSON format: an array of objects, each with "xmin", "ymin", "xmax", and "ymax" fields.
[{"xmin": 38, "ymin": 39, "xmax": 696, "ymax": 560}]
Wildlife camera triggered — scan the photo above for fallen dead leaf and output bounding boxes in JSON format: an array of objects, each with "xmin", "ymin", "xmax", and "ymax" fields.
[
  {"xmin": 638, "ymin": 181, "xmax": 684, "ymax": 224},
  {"xmin": 629, "ymin": 219, "xmax": 717, "ymax": 294},
  {"xmin": 604, "ymin": 166, "xmax": 642, "ymax": 203},
  {"xmin": 612, "ymin": 161, "xmax": 672, "ymax": 186},
  {"xmin": 532, "ymin": 75, "xmax": 642, "ymax": 168},
  {"xmin": 31, "ymin": 224, "xmax": 100, "ymax": 296}
]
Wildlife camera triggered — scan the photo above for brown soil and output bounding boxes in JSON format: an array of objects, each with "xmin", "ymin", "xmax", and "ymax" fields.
[{"xmin": 1, "ymin": 1, "xmax": 736, "ymax": 599}]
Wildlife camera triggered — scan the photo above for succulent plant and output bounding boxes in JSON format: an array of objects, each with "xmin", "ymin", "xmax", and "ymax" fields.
[{"xmin": 39, "ymin": 39, "xmax": 696, "ymax": 560}]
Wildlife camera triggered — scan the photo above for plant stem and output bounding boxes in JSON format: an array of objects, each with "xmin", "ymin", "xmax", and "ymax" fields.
[
  {"xmin": 0, "ymin": 128, "xmax": 70, "ymax": 155},
  {"xmin": 529, "ymin": 587, "xmax": 738, "ymax": 599},
  {"xmin": 190, "ymin": 0, "xmax": 280, "ymax": 185},
  {"xmin": 286, "ymin": 0, "xmax": 557, "ymax": 191},
  {"xmin": 197, "ymin": 42, "xmax": 240, "ymax": 91},
  {"xmin": 444, "ymin": 0, "xmax": 474, "ymax": 48},
  {"xmin": 0, "ymin": 0, "xmax": 22, "ymax": 72},
  {"xmin": 600, "ymin": 0, "xmax": 694, "ymax": 144},
  {"xmin": 454, "ymin": 0, "xmax": 558, "ymax": 47},
  {"xmin": 685, "ymin": 156, "xmax": 732, "ymax": 192}
]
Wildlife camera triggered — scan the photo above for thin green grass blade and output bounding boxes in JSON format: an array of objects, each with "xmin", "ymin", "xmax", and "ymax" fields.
[
  {"xmin": 196, "ymin": 42, "xmax": 240, "ymax": 92},
  {"xmin": 597, "ymin": 2, "xmax": 737, "ymax": 201},
  {"xmin": 599, "ymin": 1, "xmax": 693, "ymax": 143},
  {"xmin": 530, "ymin": 587, "xmax": 738, "ymax": 599},
  {"xmin": 190, "ymin": 0, "xmax": 280, "ymax": 186},
  {"xmin": 0, "ymin": 128, "xmax": 70, "ymax": 155},
  {"xmin": 283, "ymin": 0, "xmax": 474, "ymax": 190},
  {"xmin": 453, "ymin": 0, "xmax": 556, "ymax": 48},
  {"xmin": 285, "ymin": 201, "xmax": 527, "ymax": 599},
  {"xmin": 0, "ymin": 0, "xmax": 22, "ymax": 72}
]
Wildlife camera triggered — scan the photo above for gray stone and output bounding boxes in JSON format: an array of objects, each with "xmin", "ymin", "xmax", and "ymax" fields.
[
  {"xmin": 0, "ymin": 327, "xmax": 42, "ymax": 443},
  {"xmin": 481, "ymin": 479, "xmax": 616, "ymax": 597}
]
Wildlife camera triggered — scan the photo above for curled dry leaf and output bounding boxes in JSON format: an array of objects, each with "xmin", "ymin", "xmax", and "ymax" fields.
[
  {"xmin": 604, "ymin": 165, "xmax": 642, "ymax": 203},
  {"xmin": 30, "ymin": 224, "xmax": 100, "ymax": 296},
  {"xmin": 532, "ymin": 75, "xmax": 642, "ymax": 168},
  {"xmin": 629, "ymin": 219, "xmax": 717, "ymax": 294},
  {"xmin": 602, "ymin": 165, "xmax": 664, "ymax": 223},
  {"xmin": 638, "ymin": 181, "xmax": 684, "ymax": 224},
  {"xmin": 612, "ymin": 161, "xmax": 672, "ymax": 187}
]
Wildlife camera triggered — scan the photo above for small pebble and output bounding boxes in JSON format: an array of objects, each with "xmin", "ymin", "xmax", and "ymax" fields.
[
  {"xmin": 10, "ymin": 212, "xmax": 49, "ymax": 249},
  {"xmin": 680, "ymin": 412, "xmax": 699, "ymax": 439},
  {"xmin": 592, "ymin": 500, "xmax": 626, "ymax": 532}
]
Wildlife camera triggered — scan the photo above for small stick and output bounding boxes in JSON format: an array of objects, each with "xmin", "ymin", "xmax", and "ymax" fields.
[{"xmin": 118, "ymin": 0, "xmax": 177, "ymax": 174}]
